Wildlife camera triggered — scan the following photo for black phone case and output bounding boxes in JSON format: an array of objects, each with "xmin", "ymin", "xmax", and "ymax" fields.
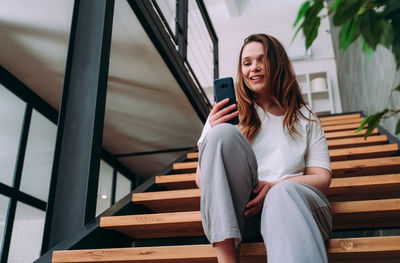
[{"xmin": 214, "ymin": 77, "xmax": 239, "ymax": 125}]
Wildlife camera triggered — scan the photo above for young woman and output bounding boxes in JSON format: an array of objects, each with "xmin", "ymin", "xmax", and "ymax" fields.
[{"xmin": 195, "ymin": 34, "xmax": 332, "ymax": 263}]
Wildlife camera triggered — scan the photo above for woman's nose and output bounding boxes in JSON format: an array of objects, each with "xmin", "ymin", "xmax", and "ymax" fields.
[{"xmin": 251, "ymin": 64, "xmax": 260, "ymax": 72}]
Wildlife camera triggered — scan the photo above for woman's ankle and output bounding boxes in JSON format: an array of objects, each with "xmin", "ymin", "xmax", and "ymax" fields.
[{"xmin": 214, "ymin": 238, "xmax": 239, "ymax": 263}]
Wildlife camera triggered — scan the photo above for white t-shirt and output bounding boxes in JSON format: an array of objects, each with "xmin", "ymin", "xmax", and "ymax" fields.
[{"xmin": 197, "ymin": 104, "xmax": 331, "ymax": 182}]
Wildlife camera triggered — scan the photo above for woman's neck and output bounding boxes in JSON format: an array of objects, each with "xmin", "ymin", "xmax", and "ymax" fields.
[{"xmin": 256, "ymin": 96, "xmax": 284, "ymax": 116}]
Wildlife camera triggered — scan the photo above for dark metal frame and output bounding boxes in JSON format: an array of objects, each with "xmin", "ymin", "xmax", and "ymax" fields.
[
  {"xmin": 176, "ymin": 0, "xmax": 188, "ymax": 60},
  {"xmin": 114, "ymin": 146, "xmax": 194, "ymax": 158},
  {"xmin": 42, "ymin": 0, "xmax": 115, "ymax": 252}
]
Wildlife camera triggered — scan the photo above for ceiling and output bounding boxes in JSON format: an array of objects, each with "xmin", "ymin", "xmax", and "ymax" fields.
[{"xmin": 0, "ymin": 0, "xmax": 205, "ymax": 181}]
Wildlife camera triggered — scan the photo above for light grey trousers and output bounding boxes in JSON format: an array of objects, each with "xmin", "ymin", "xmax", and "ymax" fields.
[{"xmin": 199, "ymin": 124, "xmax": 332, "ymax": 263}]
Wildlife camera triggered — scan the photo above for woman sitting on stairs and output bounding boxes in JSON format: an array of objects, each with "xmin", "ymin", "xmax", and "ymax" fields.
[{"xmin": 195, "ymin": 33, "xmax": 332, "ymax": 263}]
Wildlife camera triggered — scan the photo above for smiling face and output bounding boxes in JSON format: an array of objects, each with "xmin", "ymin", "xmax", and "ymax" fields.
[{"xmin": 241, "ymin": 41, "xmax": 268, "ymax": 98}]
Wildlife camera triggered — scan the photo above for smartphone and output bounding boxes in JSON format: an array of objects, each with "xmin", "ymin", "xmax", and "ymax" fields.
[{"xmin": 214, "ymin": 77, "xmax": 239, "ymax": 125}]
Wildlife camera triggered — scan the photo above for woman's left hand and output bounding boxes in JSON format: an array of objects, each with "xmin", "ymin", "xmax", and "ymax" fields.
[{"xmin": 244, "ymin": 181, "xmax": 274, "ymax": 218}]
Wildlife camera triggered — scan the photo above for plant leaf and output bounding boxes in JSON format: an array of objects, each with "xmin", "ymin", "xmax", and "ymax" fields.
[
  {"xmin": 396, "ymin": 119, "xmax": 400, "ymax": 134},
  {"xmin": 293, "ymin": 1, "xmax": 310, "ymax": 27},
  {"xmin": 292, "ymin": 21, "xmax": 304, "ymax": 44},
  {"xmin": 305, "ymin": 18, "xmax": 321, "ymax": 49},
  {"xmin": 332, "ymin": 0, "xmax": 365, "ymax": 26},
  {"xmin": 355, "ymin": 114, "xmax": 373, "ymax": 133},
  {"xmin": 358, "ymin": 9, "xmax": 383, "ymax": 50},
  {"xmin": 302, "ymin": 0, "xmax": 324, "ymax": 49},
  {"xmin": 339, "ymin": 18, "xmax": 360, "ymax": 51},
  {"xmin": 394, "ymin": 84, "xmax": 400, "ymax": 92},
  {"xmin": 381, "ymin": 0, "xmax": 400, "ymax": 20},
  {"xmin": 329, "ymin": 0, "xmax": 345, "ymax": 14},
  {"xmin": 362, "ymin": 109, "xmax": 389, "ymax": 138},
  {"xmin": 361, "ymin": 37, "xmax": 374, "ymax": 59},
  {"xmin": 380, "ymin": 19, "xmax": 394, "ymax": 49}
]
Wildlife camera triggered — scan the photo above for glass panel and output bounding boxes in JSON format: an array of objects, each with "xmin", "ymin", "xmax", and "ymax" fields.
[
  {"xmin": 0, "ymin": 195, "xmax": 10, "ymax": 248},
  {"xmin": 96, "ymin": 160, "xmax": 113, "ymax": 216},
  {"xmin": 0, "ymin": 85, "xmax": 26, "ymax": 186},
  {"xmin": 20, "ymin": 110, "xmax": 57, "ymax": 202},
  {"xmin": 187, "ymin": 0, "xmax": 214, "ymax": 89},
  {"xmin": 8, "ymin": 202, "xmax": 45, "ymax": 263},
  {"xmin": 115, "ymin": 172, "xmax": 131, "ymax": 201},
  {"xmin": 155, "ymin": 0, "xmax": 176, "ymax": 35}
]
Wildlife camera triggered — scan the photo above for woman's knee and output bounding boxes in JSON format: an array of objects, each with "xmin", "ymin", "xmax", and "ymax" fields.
[{"xmin": 203, "ymin": 123, "xmax": 240, "ymax": 146}]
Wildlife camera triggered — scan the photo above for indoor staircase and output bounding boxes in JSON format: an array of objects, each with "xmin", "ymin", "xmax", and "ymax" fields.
[{"xmin": 52, "ymin": 113, "xmax": 400, "ymax": 262}]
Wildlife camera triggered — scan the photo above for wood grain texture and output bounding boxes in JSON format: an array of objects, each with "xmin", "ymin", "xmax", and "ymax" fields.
[
  {"xmin": 187, "ymin": 140, "xmax": 393, "ymax": 161},
  {"xmin": 52, "ymin": 236, "xmax": 400, "ymax": 263},
  {"xmin": 173, "ymin": 156, "xmax": 400, "ymax": 177},
  {"xmin": 319, "ymin": 113, "xmax": 361, "ymax": 122},
  {"xmin": 155, "ymin": 174, "xmax": 197, "ymax": 190},
  {"xmin": 138, "ymin": 174, "xmax": 400, "ymax": 206},
  {"xmin": 155, "ymin": 173, "xmax": 400, "ymax": 201},
  {"xmin": 324, "ymin": 128, "xmax": 378, "ymax": 140},
  {"xmin": 323, "ymin": 123, "xmax": 367, "ymax": 132},
  {"xmin": 132, "ymin": 189, "xmax": 200, "ymax": 212},
  {"xmin": 321, "ymin": 117, "xmax": 364, "ymax": 127},
  {"xmin": 331, "ymin": 156, "xmax": 400, "ymax": 177},
  {"xmin": 327, "ymin": 135, "xmax": 387, "ymax": 149},
  {"xmin": 329, "ymin": 144, "xmax": 398, "ymax": 161},
  {"xmin": 100, "ymin": 198, "xmax": 400, "ymax": 238},
  {"xmin": 100, "ymin": 211, "xmax": 203, "ymax": 239},
  {"xmin": 329, "ymin": 174, "xmax": 400, "ymax": 201}
]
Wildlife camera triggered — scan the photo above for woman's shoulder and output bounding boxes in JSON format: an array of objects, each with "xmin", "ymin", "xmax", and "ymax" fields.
[{"xmin": 298, "ymin": 105, "xmax": 318, "ymax": 121}]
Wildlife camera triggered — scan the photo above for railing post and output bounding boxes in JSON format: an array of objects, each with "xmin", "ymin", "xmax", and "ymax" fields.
[
  {"xmin": 41, "ymin": 0, "xmax": 114, "ymax": 253},
  {"xmin": 176, "ymin": 0, "xmax": 188, "ymax": 60}
]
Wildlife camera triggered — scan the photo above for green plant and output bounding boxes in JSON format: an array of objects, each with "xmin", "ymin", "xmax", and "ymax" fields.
[{"xmin": 293, "ymin": 0, "xmax": 400, "ymax": 137}]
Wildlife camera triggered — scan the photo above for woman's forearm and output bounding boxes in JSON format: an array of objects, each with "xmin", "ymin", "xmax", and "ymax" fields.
[
  {"xmin": 270, "ymin": 169, "xmax": 331, "ymax": 195},
  {"xmin": 281, "ymin": 173, "xmax": 331, "ymax": 194}
]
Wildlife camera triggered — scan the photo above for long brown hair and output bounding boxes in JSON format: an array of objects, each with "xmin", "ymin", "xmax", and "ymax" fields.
[{"xmin": 236, "ymin": 33, "xmax": 312, "ymax": 142}]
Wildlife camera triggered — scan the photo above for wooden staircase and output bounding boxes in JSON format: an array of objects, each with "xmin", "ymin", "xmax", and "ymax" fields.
[{"xmin": 52, "ymin": 113, "xmax": 400, "ymax": 262}]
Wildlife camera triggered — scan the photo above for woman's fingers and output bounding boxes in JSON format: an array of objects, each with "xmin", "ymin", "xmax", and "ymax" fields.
[
  {"xmin": 244, "ymin": 204, "xmax": 262, "ymax": 218},
  {"xmin": 210, "ymin": 98, "xmax": 230, "ymax": 115},
  {"xmin": 209, "ymin": 98, "xmax": 238, "ymax": 127},
  {"xmin": 244, "ymin": 183, "xmax": 272, "ymax": 217}
]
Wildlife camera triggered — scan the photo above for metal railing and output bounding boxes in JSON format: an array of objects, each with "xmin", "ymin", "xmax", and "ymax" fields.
[{"xmin": 150, "ymin": 0, "xmax": 217, "ymax": 109}]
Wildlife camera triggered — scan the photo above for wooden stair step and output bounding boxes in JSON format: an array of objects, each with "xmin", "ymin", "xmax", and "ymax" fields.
[
  {"xmin": 323, "ymin": 123, "xmax": 366, "ymax": 132},
  {"xmin": 100, "ymin": 211, "xmax": 203, "ymax": 239},
  {"xmin": 173, "ymin": 156, "xmax": 400, "ymax": 177},
  {"xmin": 321, "ymin": 117, "xmax": 364, "ymax": 127},
  {"xmin": 327, "ymin": 135, "xmax": 387, "ymax": 149},
  {"xmin": 329, "ymin": 144, "xmax": 398, "ymax": 161},
  {"xmin": 331, "ymin": 198, "xmax": 400, "ymax": 229},
  {"xmin": 51, "ymin": 236, "xmax": 400, "ymax": 263},
  {"xmin": 132, "ymin": 189, "xmax": 200, "ymax": 212},
  {"xmin": 331, "ymin": 156, "xmax": 400, "ymax": 177},
  {"xmin": 324, "ymin": 128, "xmax": 378, "ymax": 140},
  {"xmin": 329, "ymin": 174, "xmax": 400, "ymax": 201},
  {"xmin": 319, "ymin": 113, "xmax": 361, "ymax": 122},
  {"xmin": 157, "ymin": 173, "xmax": 400, "ymax": 199},
  {"xmin": 186, "ymin": 144, "xmax": 397, "ymax": 162},
  {"xmin": 100, "ymin": 199, "xmax": 400, "ymax": 238},
  {"xmin": 139, "ymin": 174, "xmax": 400, "ymax": 209},
  {"xmin": 156, "ymin": 173, "xmax": 197, "ymax": 190}
]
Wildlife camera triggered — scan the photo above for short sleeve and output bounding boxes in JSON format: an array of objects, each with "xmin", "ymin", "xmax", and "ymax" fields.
[
  {"xmin": 305, "ymin": 116, "xmax": 331, "ymax": 173},
  {"xmin": 197, "ymin": 114, "xmax": 211, "ymax": 148}
]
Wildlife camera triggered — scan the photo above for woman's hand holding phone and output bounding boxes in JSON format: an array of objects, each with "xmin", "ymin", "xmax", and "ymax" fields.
[{"xmin": 209, "ymin": 98, "xmax": 239, "ymax": 128}]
